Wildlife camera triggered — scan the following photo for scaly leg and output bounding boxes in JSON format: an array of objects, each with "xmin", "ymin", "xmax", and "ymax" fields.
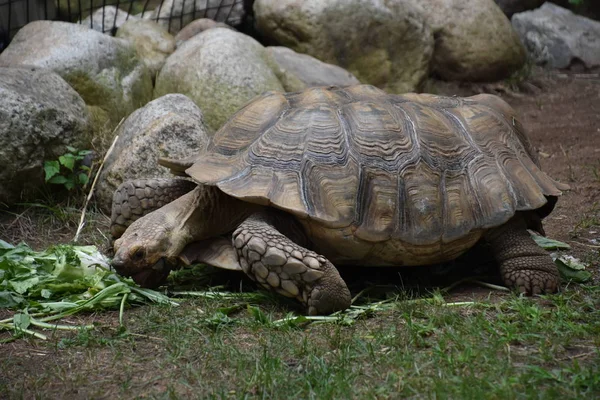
[
  {"xmin": 486, "ymin": 214, "xmax": 560, "ymax": 294},
  {"xmin": 111, "ymin": 178, "xmax": 196, "ymax": 238},
  {"xmin": 233, "ymin": 212, "xmax": 351, "ymax": 315}
]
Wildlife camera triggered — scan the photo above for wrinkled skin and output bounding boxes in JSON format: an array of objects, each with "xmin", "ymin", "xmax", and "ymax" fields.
[{"xmin": 112, "ymin": 209, "xmax": 183, "ymax": 287}]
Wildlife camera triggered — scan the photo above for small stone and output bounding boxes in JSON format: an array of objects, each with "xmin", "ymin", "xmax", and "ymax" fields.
[
  {"xmin": 135, "ymin": 188, "xmax": 146, "ymax": 199},
  {"xmin": 302, "ymin": 270, "xmax": 324, "ymax": 282},
  {"xmin": 145, "ymin": 186, "xmax": 153, "ymax": 197},
  {"xmin": 247, "ymin": 237, "xmax": 267, "ymax": 255},
  {"xmin": 263, "ymin": 247, "xmax": 287, "ymax": 266},
  {"xmin": 283, "ymin": 259, "xmax": 307, "ymax": 275},
  {"xmin": 280, "ymin": 272, "xmax": 289, "ymax": 280},
  {"xmin": 267, "ymin": 272, "xmax": 280, "ymax": 287},
  {"xmin": 292, "ymin": 250, "xmax": 303, "ymax": 260},
  {"xmin": 284, "ymin": 245, "xmax": 294, "ymax": 253},
  {"xmin": 248, "ymin": 250, "xmax": 261, "ymax": 264},
  {"xmin": 281, "ymin": 280, "xmax": 299, "ymax": 296},
  {"xmin": 140, "ymin": 198, "xmax": 149, "ymax": 209},
  {"xmin": 303, "ymin": 256, "xmax": 320, "ymax": 270},
  {"xmin": 252, "ymin": 262, "xmax": 269, "ymax": 279}
]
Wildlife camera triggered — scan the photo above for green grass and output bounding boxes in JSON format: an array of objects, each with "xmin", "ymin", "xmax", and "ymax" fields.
[{"xmin": 1, "ymin": 284, "xmax": 599, "ymax": 399}]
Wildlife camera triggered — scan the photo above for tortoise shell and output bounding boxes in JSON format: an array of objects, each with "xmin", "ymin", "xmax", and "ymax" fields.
[{"xmin": 185, "ymin": 85, "xmax": 565, "ymax": 264}]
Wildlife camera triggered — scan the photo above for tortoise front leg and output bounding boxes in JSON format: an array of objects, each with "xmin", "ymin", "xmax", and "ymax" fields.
[
  {"xmin": 233, "ymin": 212, "xmax": 351, "ymax": 315},
  {"xmin": 486, "ymin": 214, "xmax": 560, "ymax": 294},
  {"xmin": 111, "ymin": 178, "xmax": 196, "ymax": 238}
]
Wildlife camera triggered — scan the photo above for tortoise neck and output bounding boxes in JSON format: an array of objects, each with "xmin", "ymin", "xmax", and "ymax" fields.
[{"xmin": 183, "ymin": 184, "xmax": 261, "ymax": 241}]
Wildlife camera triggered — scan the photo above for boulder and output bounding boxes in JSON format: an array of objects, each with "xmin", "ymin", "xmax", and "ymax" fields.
[
  {"xmin": 116, "ymin": 19, "xmax": 176, "ymax": 78},
  {"xmin": 254, "ymin": 0, "xmax": 433, "ymax": 94},
  {"xmin": 267, "ymin": 46, "xmax": 361, "ymax": 92},
  {"xmin": 95, "ymin": 94, "xmax": 209, "ymax": 211},
  {"xmin": 150, "ymin": 0, "xmax": 245, "ymax": 34},
  {"xmin": 0, "ymin": 67, "xmax": 90, "ymax": 205},
  {"xmin": 0, "ymin": 21, "xmax": 154, "ymax": 146},
  {"xmin": 419, "ymin": 0, "xmax": 526, "ymax": 81},
  {"xmin": 512, "ymin": 3, "xmax": 600, "ymax": 69},
  {"xmin": 494, "ymin": 0, "xmax": 545, "ymax": 18},
  {"xmin": 155, "ymin": 28, "xmax": 283, "ymax": 132},
  {"xmin": 80, "ymin": 6, "xmax": 139, "ymax": 33},
  {"xmin": 174, "ymin": 18, "xmax": 235, "ymax": 46}
]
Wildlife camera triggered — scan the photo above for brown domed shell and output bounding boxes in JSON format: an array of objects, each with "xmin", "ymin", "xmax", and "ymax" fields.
[{"xmin": 186, "ymin": 85, "xmax": 567, "ymax": 245}]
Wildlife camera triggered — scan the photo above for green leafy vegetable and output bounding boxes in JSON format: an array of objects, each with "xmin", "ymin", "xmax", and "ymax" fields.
[
  {"xmin": 0, "ymin": 240, "xmax": 178, "ymax": 341},
  {"xmin": 552, "ymin": 254, "xmax": 593, "ymax": 283},
  {"xmin": 529, "ymin": 231, "xmax": 571, "ymax": 250}
]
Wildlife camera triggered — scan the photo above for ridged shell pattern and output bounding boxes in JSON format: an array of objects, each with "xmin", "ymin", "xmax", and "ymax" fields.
[{"xmin": 186, "ymin": 85, "xmax": 564, "ymax": 263}]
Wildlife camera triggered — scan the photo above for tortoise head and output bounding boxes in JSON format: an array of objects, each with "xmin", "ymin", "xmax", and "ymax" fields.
[{"xmin": 112, "ymin": 210, "xmax": 185, "ymax": 288}]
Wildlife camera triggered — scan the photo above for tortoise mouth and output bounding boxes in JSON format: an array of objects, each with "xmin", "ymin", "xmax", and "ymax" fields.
[{"xmin": 118, "ymin": 258, "xmax": 175, "ymax": 288}]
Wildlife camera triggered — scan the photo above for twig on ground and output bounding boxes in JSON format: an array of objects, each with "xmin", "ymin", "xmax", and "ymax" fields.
[
  {"xmin": 125, "ymin": 332, "xmax": 168, "ymax": 342},
  {"xmin": 73, "ymin": 119, "xmax": 123, "ymax": 243}
]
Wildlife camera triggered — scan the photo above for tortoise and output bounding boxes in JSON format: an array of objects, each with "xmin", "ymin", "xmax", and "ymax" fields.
[{"xmin": 111, "ymin": 84, "xmax": 568, "ymax": 315}]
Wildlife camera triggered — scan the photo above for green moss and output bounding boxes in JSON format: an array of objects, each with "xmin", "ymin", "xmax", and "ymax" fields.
[
  {"xmin": 265, "ymin": 52, "xmax": 306, "ymax": 93},
  {"xmin": 62, "ymin": 45, "xmax": 152, "ymax": 151},
  {"xmin": 346, "ymin": 48, "xmax": 392, "ymax": 90}
]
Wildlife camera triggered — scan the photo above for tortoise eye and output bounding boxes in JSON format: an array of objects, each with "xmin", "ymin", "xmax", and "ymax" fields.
[{"xmin": 131, "ymin": 248, "xmax": 145, "ymax": 261}]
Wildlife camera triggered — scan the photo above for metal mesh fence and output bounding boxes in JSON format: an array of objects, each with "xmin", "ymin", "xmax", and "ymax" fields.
[{"xmin": 1, "ymin": 0, "xmax": 247, "ymax": 51}]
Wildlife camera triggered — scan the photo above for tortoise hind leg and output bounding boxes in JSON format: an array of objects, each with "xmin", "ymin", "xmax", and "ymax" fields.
[
  {"xmin": 111, "ymin": 178, "xmax": 196, "ymax": 238},
  {"xmin": 233, "ymin": 211, "xmax": 351, "ymax": 315},
  {"xmin": 486, "ymin": 214, "xmax": 560, "ymax": 294}
]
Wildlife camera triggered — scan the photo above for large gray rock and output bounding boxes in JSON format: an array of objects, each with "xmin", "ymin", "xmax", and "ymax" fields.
[
  {"xmin": 267, "ymin": 46, "xmax": 361, "ymax": 92},
  {"xmin": 494, "ymin": 0, "xmax": 545, "ymax": 17},
  {"xmin": 418, "ymin": 0, "xmax": 526, "ymax": 81},
  {"xmin": 512, "ymin": 3, "xmax": 600, "ymax": 69},
  {"xmin": 0, "ymin": 67, "xmax": 90, "ymax": 205},
  {"xmin": 150, "ymin": 0, "xmax": 245, "ymax": 34},
  {"xmin": 80, "ymin": 6, "xmax": 139, "ymax": 33},
  {"xmin": 254, "ymin": 0, "xmax": 433, "ymax": 94},
  {"xmin": 116, "ymin": 19, "xmax": 176, "ymax": 78},
  {"xmin": 96, "ymin": 94, "xmax": 209, "ymax": 211},
  {"xmin": 0, "ymin": 21, "xmax": 154, "ymax": 146},
  {"xmin": 155, "ymin": 28, "xmax": 284, "ymax": 132}
]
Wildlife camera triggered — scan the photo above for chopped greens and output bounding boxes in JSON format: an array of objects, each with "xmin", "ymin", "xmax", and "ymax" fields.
[
  {"xmin": 0, "ymin": 240, "xmax": 177, "ymax": 341},
  {"xmin": 529, "ymin": 231, "xmax": 572, "ymax": 250},
  {"xmin": 529, "ymin": 232, "xmax": 592, "ymax": 283}
]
